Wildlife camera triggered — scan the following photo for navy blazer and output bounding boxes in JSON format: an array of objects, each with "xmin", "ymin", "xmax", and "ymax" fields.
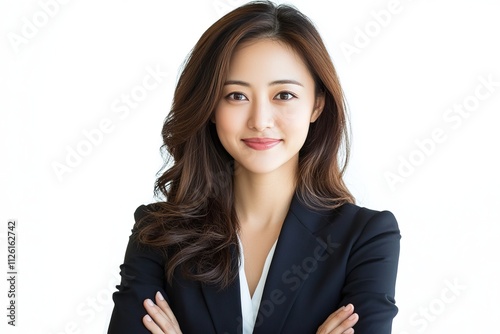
[{"xmin": 108, "ymin": 196, "xmax": 401, "ymax": 333}]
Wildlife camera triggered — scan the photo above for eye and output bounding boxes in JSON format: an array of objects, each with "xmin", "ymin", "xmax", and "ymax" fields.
[
  {"xmin": 226, "ymin": 92, "xmax": 248, "ymax": 101},
  {"xmin": 274, "ymin": 91, "xmax": 296, "ymax": 101}
]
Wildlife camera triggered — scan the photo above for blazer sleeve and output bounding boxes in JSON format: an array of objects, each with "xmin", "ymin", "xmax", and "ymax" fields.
[
  {"xmin": 338, "ymin": 209, "xmax": 401, "ymax": 334},
  {"xmin": 107, "ymin": 205, "xmax": 168, "ymax": 334}
]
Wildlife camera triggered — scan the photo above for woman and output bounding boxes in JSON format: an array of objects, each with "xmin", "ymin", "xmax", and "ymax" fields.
[{"xmin": 108, "ymin": 1, "xmax": 400, "ymax": 333}]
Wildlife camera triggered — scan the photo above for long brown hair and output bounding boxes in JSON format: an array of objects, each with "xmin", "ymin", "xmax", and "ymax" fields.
[{"xmin": 136, "ymin": 0, "xmax": 354, "ymax": 288}]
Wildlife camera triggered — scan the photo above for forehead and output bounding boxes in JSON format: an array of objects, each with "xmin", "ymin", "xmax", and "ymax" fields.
[{"xmin": 226, "ymin": 38, "xmax": 314, "ymax": 84}]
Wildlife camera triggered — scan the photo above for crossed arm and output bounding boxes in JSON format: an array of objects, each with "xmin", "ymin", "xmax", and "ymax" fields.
[
  {"xmin": 142, "ymin": 292, "xmax": 359, "ymax": 334},
  {"xmin": 108, "ymin": 209, "xmax": 400, "ymax": 334},
  {"xmin": 108, "ymin": 233, "xmax": 359, "ymax": 334}
]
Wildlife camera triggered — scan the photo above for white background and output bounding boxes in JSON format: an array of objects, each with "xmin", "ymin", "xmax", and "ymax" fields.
[{"xmin": 1, "ymin": 0, "xmax": 499, "ymax": 333}]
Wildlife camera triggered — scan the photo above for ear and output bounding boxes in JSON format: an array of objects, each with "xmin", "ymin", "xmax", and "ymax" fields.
[{"xmin": 310, "ymin": 91, "xmax": 325, "ymax": 123}]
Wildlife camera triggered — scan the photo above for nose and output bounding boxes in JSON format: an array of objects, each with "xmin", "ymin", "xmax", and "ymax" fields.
[{"xmin": 247, "ymin": 98, "xmax": 274, "ymax": 131}]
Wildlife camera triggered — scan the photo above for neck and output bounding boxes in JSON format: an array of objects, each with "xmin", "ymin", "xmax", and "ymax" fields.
[{"xmin": 233, "ymin": 157, "xmax": 297, "ymax": 229}]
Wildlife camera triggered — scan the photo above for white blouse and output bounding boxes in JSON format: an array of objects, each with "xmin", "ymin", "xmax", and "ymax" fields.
[{"xmin": 237, "ymin": 237, "xmax": 278, "ymax": 334}]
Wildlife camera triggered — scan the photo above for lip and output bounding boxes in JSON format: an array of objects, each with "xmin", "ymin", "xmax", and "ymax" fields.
[{"xmin": 241, "ymin": 138, "xmax": 282, "ymax": 150}]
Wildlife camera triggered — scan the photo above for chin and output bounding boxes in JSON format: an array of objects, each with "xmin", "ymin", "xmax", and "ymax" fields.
[
  {"xmin": 236, "ymin": 165, "xmax": 281, "ymax": 175},
  {"xmin": 234, "ymin": 157, "xmax": 294, "ymax": 176}
]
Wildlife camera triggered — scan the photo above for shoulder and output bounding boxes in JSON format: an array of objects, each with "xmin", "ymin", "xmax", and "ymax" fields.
[
  {"xmin": 131, "ymin": 202, "xmax": 163, "ymax": 233},
  {"xmin": 326, "ymin": 203, "xmax": 401, "ymax": 254},
  {"xmin": 341, "ymin": 203, "xmax": 400, "ymax": 241},
  {"xmin": 134, "ymin": 202, "xmax": 164, "ymax": 220},
  {"xmin": 290, "ymin": 198, "xmax": 401, "ymax": 253},
  {"xmin": 335, "ymin": 203, "xmax": 399, "ymax": 231},
  {"xmin": 290, "ymin": 197, "xmax": 399, "ymax": 234},
  {"xmin": 329, "ymin": 202, "xmax": 400, "ymax": 239}
]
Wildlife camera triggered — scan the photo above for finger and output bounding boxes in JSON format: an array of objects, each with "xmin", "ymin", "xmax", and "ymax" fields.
[
  {"xmin": 317, "ymin": 304, "xmax": 353, "ymax": 333},
  {"xmin": 317, "ymin": 304, "xmax": 358, "ymax": 334},
  {"xmin": 142, "ymin": 314, "xmax": 165, "ymax": 334},
  {"xmin": 326, "ymin": 304, "xmax": 350, "ymax": 321},
  {"xmin": 143, "ymin": 298, "xmax": 181, "ymax": 334},
  {"xmin": 335, "ymin": 313, "xmax": 358, "ymax": 334},
  {"xmin": 155, "ymin": 291, "xmax": 182, "ymax": 331}
]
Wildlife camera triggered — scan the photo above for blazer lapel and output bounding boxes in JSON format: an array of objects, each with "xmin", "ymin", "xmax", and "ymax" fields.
[
  {"xmin": 200, "ymin": 245, "xmax": 243, "ymax": 334},
  {"xmin": 253, "ymin": 195, "xmax": 332, "ymax": 333}
]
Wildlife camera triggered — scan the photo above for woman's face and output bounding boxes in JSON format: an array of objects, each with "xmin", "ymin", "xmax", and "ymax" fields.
[{"xmin": 214, "ymin": 38, "xmax": 324, "ymax": 176}]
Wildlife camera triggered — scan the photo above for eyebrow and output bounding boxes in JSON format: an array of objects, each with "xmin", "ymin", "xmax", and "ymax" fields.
[{"xmin": 223, "ymin": 79, "xmax": 303, "ymax": 87}]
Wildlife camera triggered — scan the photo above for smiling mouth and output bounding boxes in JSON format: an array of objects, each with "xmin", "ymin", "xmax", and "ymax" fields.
[{"xmin": 241, "ymin": 138, "xmax": 282, "ymax": 150}]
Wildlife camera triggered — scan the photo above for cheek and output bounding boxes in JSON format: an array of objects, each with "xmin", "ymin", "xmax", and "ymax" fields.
[
  {"xmin": 277, "ymin": 108, "xmax": 314, "ymax": 137},
  {"xmin": 214, "ymin": 107, "xmax": 242, "ymax": 140}
]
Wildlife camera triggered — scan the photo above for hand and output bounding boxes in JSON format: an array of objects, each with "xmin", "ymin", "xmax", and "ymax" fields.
[
  {"xmin": 143, "ymin": 291, "xmax": 183, "ymax": 334},
  {"xmin": 316, "ymin": 303, "xmax": 359, "ymax": 334}
]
